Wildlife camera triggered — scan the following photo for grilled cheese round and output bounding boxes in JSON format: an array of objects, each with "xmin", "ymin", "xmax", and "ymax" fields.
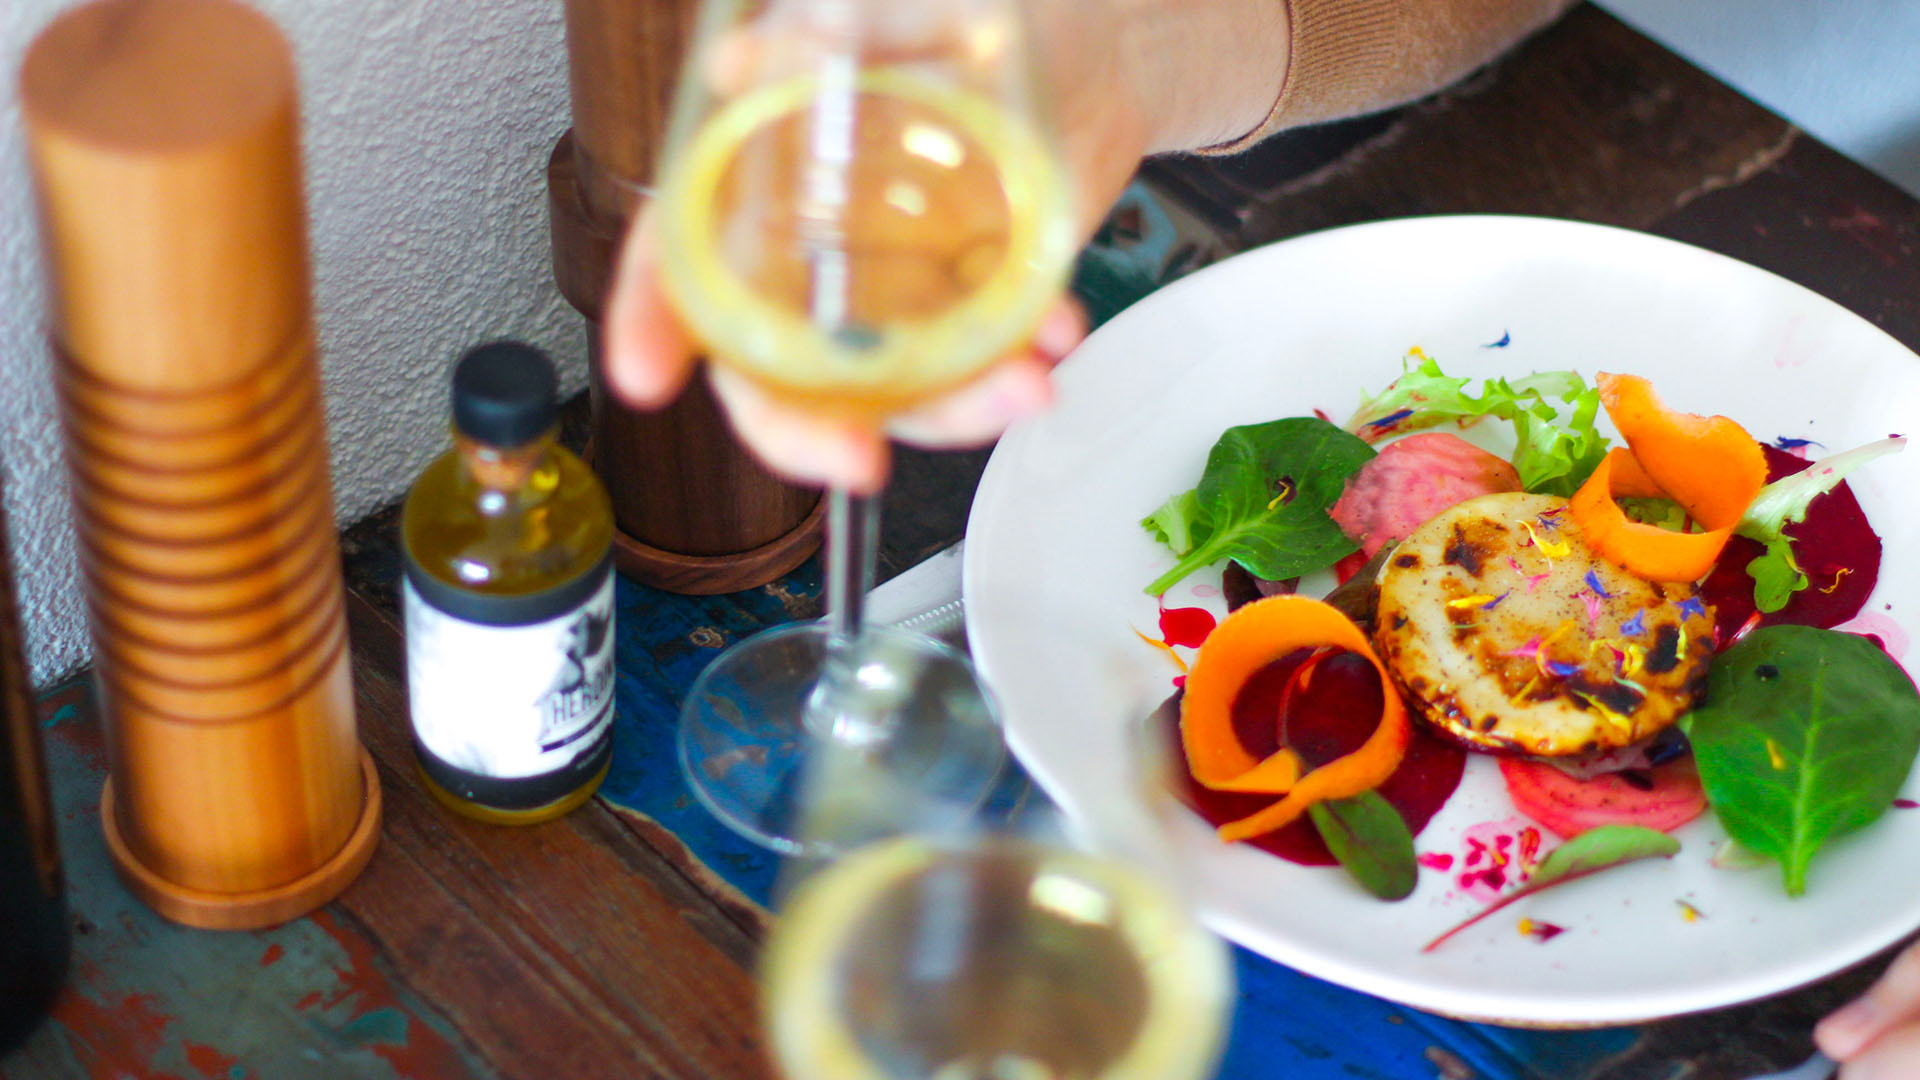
[{"xmin": 1373, "ymin": 492, "xmax": 1715, "ymax": 756}]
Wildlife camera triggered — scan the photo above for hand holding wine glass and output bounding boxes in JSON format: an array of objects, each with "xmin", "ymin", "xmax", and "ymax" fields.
[
  {"xmin": 655, "ymin": 0, "xmax": 1087, "ymax": 852},
  {"xmin": 603, "ymin": 0, "xmax": 1294, "ymax": 491}
]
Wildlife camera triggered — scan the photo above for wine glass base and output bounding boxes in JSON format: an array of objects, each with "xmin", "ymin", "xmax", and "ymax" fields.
[{"xmin": 677, "ymin": 621, "xmax": 1007, "ymax": 856}]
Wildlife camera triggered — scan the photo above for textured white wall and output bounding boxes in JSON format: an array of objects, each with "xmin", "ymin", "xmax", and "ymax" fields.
[{"xmin": 1, "ymin": 0, "xmax": 585, "ymax": 684}]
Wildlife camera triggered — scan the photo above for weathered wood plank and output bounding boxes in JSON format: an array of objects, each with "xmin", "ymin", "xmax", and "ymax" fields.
[{"xmin": 331, "ymin": 594, "xmax": 774, "ymax": 1080}]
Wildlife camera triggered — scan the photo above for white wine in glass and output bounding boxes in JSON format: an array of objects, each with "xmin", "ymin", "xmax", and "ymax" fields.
[
  {"xmin": 762, "ymin": 834, "xmax": 1232, "ymax": 1080},
  {"xmin": 655, "ymin": 1, "xmax": 1075, "ymax": 416},
  {"xmin": 654, "ymin": 0, "xmax": 1077, "ymax": 853}
]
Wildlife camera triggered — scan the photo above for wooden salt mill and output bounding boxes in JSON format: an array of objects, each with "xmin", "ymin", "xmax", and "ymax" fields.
[
  {"xmin": 549, "ymin": 0, "xmax": 826, "ymax": 595},
  {"xmin": 21, "ymin": 0, "xmax": 381, "ymax": 929}
]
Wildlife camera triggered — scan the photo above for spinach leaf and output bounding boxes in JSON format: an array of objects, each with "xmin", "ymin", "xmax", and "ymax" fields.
[
  {"xmin": 1308, "ymin": 791, "xmax": 1417, "ymax": 901},
  {"xmin": 1143, "ymin": 417, "xmax": 1374, "ymax": 595},
  {"xmin": 1680, "ymin": 625, "xmax": 1920, "ymax": 896},
  {"xmin": 1423, "ymin": 825, "xmax": 1679, "ymax": 952}
]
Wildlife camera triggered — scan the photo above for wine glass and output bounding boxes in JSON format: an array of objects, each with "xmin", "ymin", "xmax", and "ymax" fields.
[
  {"xmin": 757, "ymin": 696, "xmax": 1234, "ymax": 1080},
  {"xmin": 654, "ymin": 0, "xmax": 1077, "ymax": 853}
]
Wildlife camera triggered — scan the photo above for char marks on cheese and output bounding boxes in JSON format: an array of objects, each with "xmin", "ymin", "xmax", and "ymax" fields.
[{"xmin": 1373, "ymin": 492, "xmax": 1715, "ymax": 756}]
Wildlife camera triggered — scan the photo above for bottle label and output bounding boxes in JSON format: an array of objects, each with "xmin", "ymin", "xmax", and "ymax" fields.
[{"xmin": 404, "ymin": 559, "xmax": 615, "ymax": 807}]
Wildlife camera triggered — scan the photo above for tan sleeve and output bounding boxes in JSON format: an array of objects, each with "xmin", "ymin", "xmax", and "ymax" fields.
[{"xmin": 1205, "ymin": 0, "xmax": 1579, "ymax": 153}]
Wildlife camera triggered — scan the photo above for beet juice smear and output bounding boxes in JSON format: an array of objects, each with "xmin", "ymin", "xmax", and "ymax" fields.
[
  {"xmin": 1700, "ymin": 443, "xmax": 1883, "ymax": 645},
  {"xmin": 1163, "ymin": 648, "xmax": 1464, "ymax": 865}
]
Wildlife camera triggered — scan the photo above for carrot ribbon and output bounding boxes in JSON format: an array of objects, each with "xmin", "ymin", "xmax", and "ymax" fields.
[
  {"xmin": 1568, "ymin": 373, "xmax": 1767, "ymax": 582},
  {"xmin": 1179, "ymin": 595, "xmax": 1409, "ymax": 842}
]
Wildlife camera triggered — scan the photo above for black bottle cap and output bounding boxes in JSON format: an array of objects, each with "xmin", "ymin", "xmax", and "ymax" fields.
[{"xmin": 451, "ymin": 341, "xmax": 557, "ymax": 447}]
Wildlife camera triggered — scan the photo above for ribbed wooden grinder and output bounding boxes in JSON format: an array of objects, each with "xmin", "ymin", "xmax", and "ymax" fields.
[
  {"xmin": 21, "ymin": 0, "xmax": 378, "ymax": 929},
  {"xmin": 551, "ymin": 0, "xmax": 824, "ymax": 595}
]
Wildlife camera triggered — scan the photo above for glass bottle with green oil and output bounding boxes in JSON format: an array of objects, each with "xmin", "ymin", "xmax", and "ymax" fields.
[{"xmin": 402, "ymin": 341, "xmax": 616, "ymax": 824}]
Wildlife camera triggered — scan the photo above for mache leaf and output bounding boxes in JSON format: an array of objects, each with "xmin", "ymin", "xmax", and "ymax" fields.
[
  {"xmin": 1143, "ymin": 417, "xmax": 1374, "ymax": 595},
  {"xmin": 1422, "ymin": 825, "xmax": 1679, "ymax": 952},
  {"xmin": 1680, "ymin": 625, "xmax": 1920, "ymax": 896},
  {"xmin": 1308, "ymin": 791, "xmax": 1417, "ymax": 901}
]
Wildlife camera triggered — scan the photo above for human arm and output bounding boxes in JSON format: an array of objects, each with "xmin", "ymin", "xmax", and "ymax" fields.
[{"xmin": 603, "ymin": 0, "xmax": 1576, "ymax": 491}]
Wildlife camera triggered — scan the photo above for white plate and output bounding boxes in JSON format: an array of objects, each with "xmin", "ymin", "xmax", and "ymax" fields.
[{"xmin": 963, "ymin": 215, "xmax": 1920, "ymax": 1026}]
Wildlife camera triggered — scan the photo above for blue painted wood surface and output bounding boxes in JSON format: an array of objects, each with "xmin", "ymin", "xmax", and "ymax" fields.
[{"xmin": 597, "ymin": 568, "xmax": 1643, "ymax": 1080}]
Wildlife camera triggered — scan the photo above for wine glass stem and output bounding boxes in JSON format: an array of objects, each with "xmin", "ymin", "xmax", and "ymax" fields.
[
  {"xmin": 825, "ymin": 485, "xmax": 877, "ymax": 646},
  {"xmin": 809, "ymin": 486, "xmax": 885, "ymax": 747}
]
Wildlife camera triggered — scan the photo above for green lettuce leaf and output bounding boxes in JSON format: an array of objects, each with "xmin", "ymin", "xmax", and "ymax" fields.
[
  {"xmin": 1733, "ymin": 436, "xmax": 1904, "ymax": 610},
  {"xmin": 1142, "ymin": 417, "xmax": 1374, "ymax": 595},
  {"xmin": 1139, "ymin": 490, "xmax": 1209, "ymax": 556},
  {"xmin": 1746, "ymin": 537, "xmax": 1807, "ymax": 614},
  {"xmin": 1309, "ymin": 791, "xmax": 1417, "ymax": 901},
  {"xmin": 1739, "ymin": 437, "xmax": 1905, "ymax": 540},
  {"xmin": 1681, "ymin": 625, "xmax": 1920, "ymax": 896},
  {"xmin": 1344, "ymin": 354, "xmax": 1609, "ymax": 496}
]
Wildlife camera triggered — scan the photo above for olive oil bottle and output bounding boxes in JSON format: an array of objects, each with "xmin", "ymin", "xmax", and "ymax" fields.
[{"xmin": 402, "ymin": 342, "xmax": 616, "ymax": 824}]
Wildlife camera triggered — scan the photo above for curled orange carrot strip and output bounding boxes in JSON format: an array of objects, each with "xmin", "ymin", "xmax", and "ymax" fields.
[
  {"xmin": 1179, "ymin": 595, "xmax": 1408, "ymax": 841},
  {"xmin": 1568, "ymin": 373, "xmax": 1768, "ymax": 582},
  {"xmin": 1570, "ymin": 450, "xmax": 1740, "ymax": 582}
]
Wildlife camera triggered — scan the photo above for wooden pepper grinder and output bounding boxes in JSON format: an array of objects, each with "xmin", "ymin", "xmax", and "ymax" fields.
[
  {"xmin": 548, "ymin": 0, "xmax": 825, "ymax": 595},
  {"xmin": 21, "ymin": 0, "xmax": 381, "ymax": 930}
]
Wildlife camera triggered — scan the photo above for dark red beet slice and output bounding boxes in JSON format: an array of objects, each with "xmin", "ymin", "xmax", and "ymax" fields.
[
  {"xmin": 1161, "ymin": 649, "xmax": 1465, "ymax": 866},
  {"xmin": 1700, "ymin": 443, "xmax": 1882, "ymax": 646}
]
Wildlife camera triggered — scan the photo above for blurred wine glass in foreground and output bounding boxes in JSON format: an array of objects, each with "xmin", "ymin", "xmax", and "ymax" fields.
[
  {"xmin": 655, "ymin": 0, "xmax": 1077, "ymax": 853},
  {"xmin": 758, "ymin": 697, "xmax": 1233, "ymax": 1080}
]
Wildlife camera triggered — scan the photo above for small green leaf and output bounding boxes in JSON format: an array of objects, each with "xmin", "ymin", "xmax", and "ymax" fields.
[
  {"xmin": 1746, "ymin": 537, "xmax": 1809, "ymax": 614},
  {"xmin": 1143, "ymin": 417, "xmax": 1374, "ymax": 594},
  {"xmin": 1140, "ymin": 490, "xmax": 1209, "ymax": 556},
  {"xmin": 1680, "ymin": 625, "xmax": 1920, "ymax": 896},
  {"xmin": 1733, "ymin": 436, "xmax": 1904, "ymax": 614},
  {"xmin": 1308, "ymin": 791, "xmax": 1417, "ymax": 901},
  {"xmin": 1738, "ymin": 436, "xmax": 1907, "ymax": 541},
  {"xmin": 1423, "ymin": 825, "xmax": 1679, "ymax": 952}
]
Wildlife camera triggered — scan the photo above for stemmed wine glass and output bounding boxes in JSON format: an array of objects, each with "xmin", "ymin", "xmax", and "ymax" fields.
[
  {"xmin": 654, "ymin": 0, "xmax": 1077, "ymax": 852},
  {"xmin": 757, "ymin": 689, "xmax": 1234, "ymax": 1080}
]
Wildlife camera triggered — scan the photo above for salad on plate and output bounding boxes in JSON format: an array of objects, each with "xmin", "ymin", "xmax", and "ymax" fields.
[{"xmin": 1137, "ymin": 352, "xmax": 1919, "ymax": 941}]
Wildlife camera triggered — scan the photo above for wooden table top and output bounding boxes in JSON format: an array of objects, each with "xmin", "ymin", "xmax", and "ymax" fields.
[{"xmin": 9, "ymin": 5, "xmax": 1920, "ymax": 1078}]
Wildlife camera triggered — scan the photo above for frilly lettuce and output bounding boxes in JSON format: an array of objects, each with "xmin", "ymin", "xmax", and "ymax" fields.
[
  {"xmin": 1736, "ymin": 436, "xmax": 1906, "ymax": 611},
  {"xmin": 1344, "ymin": 352, "xmax": 1609, "ymax": 497}
]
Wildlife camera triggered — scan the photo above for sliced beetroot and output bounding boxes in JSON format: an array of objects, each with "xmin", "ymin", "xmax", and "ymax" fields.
[
  {"xmin": 1329, "ymin": 432, "xmax": 1522, "ymax": 558},
  {"xmin": 1498, "ymin": 755, "xmax": 1706, "ymax": 839},
  {"xmin": 1332, "ymin": 550, "xmax": 1368, "ymax": 585},
  {"xmin": 1164, "ymin": 649, "xmax": 1465, "ymax": 866},
  {"xmin": 1700, "ymin": 443, "xmax": 1882, "ymax": 646}
]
